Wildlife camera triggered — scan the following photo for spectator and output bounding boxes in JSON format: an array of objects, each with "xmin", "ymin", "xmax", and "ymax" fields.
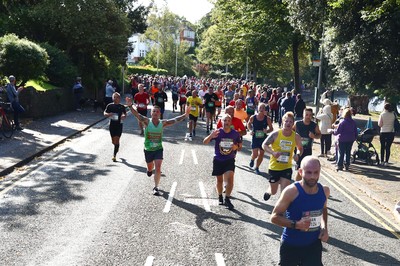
[
  {"xmin": 104, "ymin": 80, "xmax": 115, "ymax": 107},
  {"xmin": 378, "ymin": 103, "xmax": 396, "ymax": 166},
  {"xmin": 72, "ymin": 77, "xmax": 84, "ymax": 111},
  {"xmin": 316, "ymin": 105, "xmax": 333, "ymax": 157},
  {"xmin": 333, "ymin": 108, "xmax": 358, "ymax": 171},
  {"xmin": 294, "ymin": 94, "xmax": 306, "ymax": 121},
  {"xmin": 5, "ymin": 75, "xmax": 25, "ymax": 130}
]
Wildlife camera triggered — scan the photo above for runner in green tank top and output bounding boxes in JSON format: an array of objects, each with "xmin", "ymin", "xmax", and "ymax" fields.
[{"xmin": 126, "ymin": 97, "xmax": 190, "ymax": 195}]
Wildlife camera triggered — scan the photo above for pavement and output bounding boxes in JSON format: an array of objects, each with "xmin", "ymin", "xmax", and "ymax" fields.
[{"xmin": 0, "ymin": 102, "xmax": 399, "ymax": 225}]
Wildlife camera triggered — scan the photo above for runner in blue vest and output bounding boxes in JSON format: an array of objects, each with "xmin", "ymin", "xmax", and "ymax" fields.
[{"xmin": 271, "ymin": 155, "xmax": 330, "ymax": 266}]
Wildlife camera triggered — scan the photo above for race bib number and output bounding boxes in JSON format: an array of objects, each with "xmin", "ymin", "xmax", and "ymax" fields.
[
  {"xmin": 208, "ymin": 102, "xmax": 214, "ymax": 107},
  {"xmin": 180, "ymin": 94, "xmax": 186, "ymax": 98},
  {"xmin": 255, "ymin": 130, "xmax": 265, "ymax": 138},
  {"xmin": 191, "ymin": 106, "xmax": 196, "ymax": 111},
  {"xmin": 157, "ymin": 97, "xmax": 164, "ymax": 103},
  {"xmin": 138, "ymin": 103, "xmax": 145, "ymax": 108},
  {"xmin": 303, "ymin": 210, "xmax": 323, "ymax": 232},
  {"xmin": 301, "ymin": 137, "xmax": 310, "ymax": 147},
  {"xmin": 110, "ymin": 114, "xmax": 118, "ymax": 121},
  {"xmin": 279, "ymin": 140, "xmax": 293, "ymax": 151},
  {"xmin": 247, "ymin": 102, "xmax": 254, "ymax": 107},
  {"xmin": 277, "ymin": 152, "xmax": 290, "ymax": 163},
  {"xmin": 219, "ymin": 138, "xmax": 234, "ymax": 155}
]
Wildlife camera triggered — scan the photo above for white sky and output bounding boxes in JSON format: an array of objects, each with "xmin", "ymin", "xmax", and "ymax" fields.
[{"xmin": 138, "ymin": 0, "xmax": 214, "ymax": 24}]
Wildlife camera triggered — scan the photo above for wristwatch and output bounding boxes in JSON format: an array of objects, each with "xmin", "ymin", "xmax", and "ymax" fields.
[{"xmin": 291, "ymin": 220, "xmax": 296, "ymax": 229}]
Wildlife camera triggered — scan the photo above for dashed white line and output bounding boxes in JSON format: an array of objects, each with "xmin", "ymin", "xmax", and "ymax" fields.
[
  {"xmin": 163, "ymin": 182, "xmax": 177, "ymax": 213},
  {"xmin": 215, "ymin": 253, "xmax": 226, "ymax": 266},
  {"xmin": 191, "ymin": 149, "xmax": 198, "ymax": 165},
  {"xmin": 199, "ymin": 181, "xmax": 211, "ymax": 212},
  {"xmin": 144, "ymin": 256, "xmax": 154, "ymax": 266},
  {"xmin": 179, "ymin": 150, "xmax": 185, "ymax": 165}
]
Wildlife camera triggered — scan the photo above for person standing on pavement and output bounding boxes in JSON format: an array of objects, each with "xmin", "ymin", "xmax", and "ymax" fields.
[
  {"xmin": 316, "ymin": 105, "xmax": 333, "ymax": 157},
  {"xmin": 378, "ymin": 103, "xmax": 396, "ymax": 166},
  {"xmin": 203, "ymin": 113, "xmax": 242, "ymax": 210},
  {"xmin": 5, "ymin": 75, "xmax": 25, "ymax": 130},
  {"xmin": 294, "ymin": 94, "xmax": 306, "ymax": 121},
  {"xmin": 247, "ymin": 103, "xmax": 273, "ymax": 175},
  {"xmin": 333, "ymin": 108, "xmax": 358, "ymax": 171},
  {"xmin": 262, "ymin": 112, "xmax": 303, "ymax": 201},
  {"xmin": 271, "ymin": 155, "xmax": 330, "ymax": 266},
  {"xmin": 293, "ymin": 108, "xmax": 321, "ymax": 181},
  {"xmin": 103, "ymin": 92, "xmax": 126, "ymax": 162},
  {"xmin": 133, "ymin": 84, "xmax": 151, "ymax": 135},
  {"xmin": 186, "ymin": 90, "xmax": 203, "ymax": 138},
  {"xmin": 126, "ymin": 97, "xmax": 190, "ymax": 196},
  {"xmin": 72, "ymin": 76, "xmax": 84, "ymax": 111},
  {"xmin": 104, "ymin": 80, "xmax": 115, "ymax": 107}
]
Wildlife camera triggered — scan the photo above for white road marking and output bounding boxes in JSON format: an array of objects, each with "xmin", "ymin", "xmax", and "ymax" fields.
[
  {"xmin": 199, "ymin": 181, "xmax": 211, "ymax": 212},
  {"xmin": 163, "ymin": 182, "xmax": 177, "ymax": 213},
  {"xmin": 144, "ymin": 256, "xmax": 154, "ymax": 266},
  {"xmin": 191, "ymin": 149, "xmax": 198, "ymax": 165},
  {"xmin": 179, "ymin": 150, "xmax": 185, "ymax": 165},
  {"xmin": 215, "ymin": 253, "xmax": 226, "ymax": 266}
]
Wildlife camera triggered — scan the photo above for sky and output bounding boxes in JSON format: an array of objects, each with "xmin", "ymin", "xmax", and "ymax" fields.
[{"xmin": 138, "ymin": 0, "xmax": 214, "ymax": 24}]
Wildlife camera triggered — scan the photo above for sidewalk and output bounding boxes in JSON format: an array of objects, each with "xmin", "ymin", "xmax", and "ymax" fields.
[
  {"xmin": 0, "ymin": 107, "xmax": 399, "ymax": 224},
  {"xmin": 0, "ymin": 109, "xmax": 106, "ymax": 176}
]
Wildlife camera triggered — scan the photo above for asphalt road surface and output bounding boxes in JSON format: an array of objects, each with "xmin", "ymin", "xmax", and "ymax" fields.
[{"xmin": 0, "ymin": 99, "xmax": 399, "ymax": 266}]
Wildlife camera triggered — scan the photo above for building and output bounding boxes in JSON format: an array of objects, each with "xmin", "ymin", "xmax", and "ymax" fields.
[{"xmin": 127, "ymin": 26, "xmax": 196, "ymax": 64}]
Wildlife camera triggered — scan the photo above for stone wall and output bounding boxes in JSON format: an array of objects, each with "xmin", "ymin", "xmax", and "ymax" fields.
[{"xmin": 19, "ymin": 86, "xmax": 74, "ymax": 119}]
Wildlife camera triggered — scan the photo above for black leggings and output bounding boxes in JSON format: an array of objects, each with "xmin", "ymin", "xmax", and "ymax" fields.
[
  {"xmin": 320, "ymin": 134, "xmax": 332, "ymax": 155},
  {"xmin": 380, "ymin": 132, "xmax": 395, "ymax": 163}
]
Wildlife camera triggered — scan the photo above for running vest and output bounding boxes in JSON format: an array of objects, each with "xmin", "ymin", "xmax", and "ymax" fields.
[
  {"xmin": 295, "ymin": 120, "xmax": 317, "ymax": 150},
  {"xmin": 282, "ymin": 182, "xmax": 326, "ymax": 246},
  {"xmin": 252, "ymin": 115, "xmax": 268, "ymax": 140},
  {"xmin": 144, "ymin": 121, "xmax": 163, "ymax": 151},
  {"xmin": 269, "ymin": 130, "xmax": 296, "ymax": 171}
]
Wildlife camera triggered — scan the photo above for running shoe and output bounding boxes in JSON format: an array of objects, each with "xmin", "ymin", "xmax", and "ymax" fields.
[
  {"xmin": 218, "ymin": 194, "xmax": 224, "ymax": 205},
  {"xmin": 224, "ymin": 197, "xmax": 234, "ymax": 210},
  {"xmin": 249, "ymin": 160, "xmax": 254, "ymax": 168},
  {"xmin": 255, "ymin": 168, "xmax": 260, "ymax": 175},
  {"xmin": 263, "ymin": 192, "xmax": 271, "ymax": 201},
  {"xmin": 147, "ymin": 170, "xmax": 153, "ymax": 177},
  {"xmin": 112, "ymin": 157, "xmax": 116, "ymax": 162},
  {"xmin": 153, "ymin": 187, "xmax": 160, "ymax": 196}
]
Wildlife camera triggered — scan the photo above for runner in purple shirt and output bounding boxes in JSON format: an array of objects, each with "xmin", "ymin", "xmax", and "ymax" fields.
[{"xmin": 203, "ymin": 114, "xmax": 242, "ymax": 210}]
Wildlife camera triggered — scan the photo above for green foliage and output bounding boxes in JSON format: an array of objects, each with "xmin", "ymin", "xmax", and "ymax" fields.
[
  {"xmin": 0, "ymin": 34, "xmax": 49, "ymax": 82},
  {"xmin": 40, "ymin": 43, "xmax": 78, "ymax": 87},
  {"xmin": 127, "ymin": 65, "xmax": 168, "ymax": 76},
  {"xmin": 25, "ymin": 79, "xmax": 57, "ymax": 92}
]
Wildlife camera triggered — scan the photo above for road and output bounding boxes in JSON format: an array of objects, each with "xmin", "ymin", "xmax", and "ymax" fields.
[{"xmin": 0, "ymin": 100, "xmax": 399, "ymax": 266}]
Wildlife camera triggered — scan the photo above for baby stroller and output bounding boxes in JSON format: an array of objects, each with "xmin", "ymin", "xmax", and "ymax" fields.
[{"xmin": 351, "ymin": 128, "xmax": 380, "ymax": 165}]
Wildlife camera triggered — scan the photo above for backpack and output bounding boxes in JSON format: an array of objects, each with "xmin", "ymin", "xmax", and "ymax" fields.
[{"xmin": 394, "ymin": 113, "xmax": 400, "ymax": 133}]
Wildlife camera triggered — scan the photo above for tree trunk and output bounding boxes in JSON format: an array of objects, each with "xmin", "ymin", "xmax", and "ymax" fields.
[{"xmin": 292, "ymin": 34, "xmax": 300, "ymax": 94}]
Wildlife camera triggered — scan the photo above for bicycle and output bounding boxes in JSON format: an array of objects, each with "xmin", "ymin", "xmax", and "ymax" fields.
[{"xmin": 0, "ymin": 101, "xmax": 15, "ymax": 138}]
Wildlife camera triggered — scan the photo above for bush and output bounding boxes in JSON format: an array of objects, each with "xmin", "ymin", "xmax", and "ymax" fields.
[
  {"xmin": 126, "ymin": 65, "xmax": 168, "ymax": 76},
  {"xmin": 0, "ymin": 34, "xmax": 48, "ymax": 82},
  {"xmin": 40, "ymin": 42, "xmax": 78, "ymax": 87}
]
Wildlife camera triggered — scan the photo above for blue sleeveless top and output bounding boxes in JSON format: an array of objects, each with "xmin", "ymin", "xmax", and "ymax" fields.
[{"xmin": 282, "ymin": 182, "xmax": 326, "ymax": 246}]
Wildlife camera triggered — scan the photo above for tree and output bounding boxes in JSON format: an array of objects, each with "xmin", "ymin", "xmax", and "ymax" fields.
[{"xmin": 0, "ymin": 34, "xmax": 48, "ymax": 82}]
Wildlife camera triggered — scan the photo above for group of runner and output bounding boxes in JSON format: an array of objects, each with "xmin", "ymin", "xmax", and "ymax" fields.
[{"xmin": 104, "ymin": 76, "xmax": 330, "ymax": 265}]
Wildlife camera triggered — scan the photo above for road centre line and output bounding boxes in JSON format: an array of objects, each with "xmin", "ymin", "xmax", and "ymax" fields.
[
  {"xmin": 191, "ymin": 149, "xmax": 198, "ymax": 165},
  {"xmin": 320, "ymin": 169, "xmax": 400, "ymax": 239},
  {"xmin": 144, "ymin": 256, "xmax": 154, "ymax": 266},
  {"xmin": 163, "ymin": 182, "xmax": 177, "ymax": 213},
  {"xmin": 215, "ymin": 253, "xmax": 226, "ymax": 266},
  {"xmin": 179, "ymin": 150, "xmax": 185, "ymax": 165},
  {"xmin": 199, "ymin": 181, "xmax": 211, "ymax": 212}
]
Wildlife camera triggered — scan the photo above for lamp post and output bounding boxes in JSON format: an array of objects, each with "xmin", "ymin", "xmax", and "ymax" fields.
[
  {"xmin": 156, "ymin": 30, "xmax": 160, "ymax": 74},
  {"xmin": 175, "ymin": 30, "xmax": 179, "ymax": 77}
]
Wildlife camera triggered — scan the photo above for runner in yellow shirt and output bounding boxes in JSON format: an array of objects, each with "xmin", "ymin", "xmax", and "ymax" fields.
[{"xmin": 186, "ymin": 90, "xmax": 203, "ymax": 139}]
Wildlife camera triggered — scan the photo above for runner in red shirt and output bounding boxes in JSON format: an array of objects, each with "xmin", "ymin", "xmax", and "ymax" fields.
[
  {"xmin": 134, "ymin": 83, "xmax": 150, "ymax": 135},
  {"xmin": 178, "ymin": 84, "xmax": 188, "ymax": 114}
]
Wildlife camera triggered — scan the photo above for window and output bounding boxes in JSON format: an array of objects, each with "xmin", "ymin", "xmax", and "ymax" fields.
[{"xmin": 139, "ymin": 50, "xmax": 146, "ymax": 57}]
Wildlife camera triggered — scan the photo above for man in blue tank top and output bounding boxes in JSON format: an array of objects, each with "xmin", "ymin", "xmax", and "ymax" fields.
[{"xmin": 271, "ymin": 155, "xmax": 330, "ymax": 266}]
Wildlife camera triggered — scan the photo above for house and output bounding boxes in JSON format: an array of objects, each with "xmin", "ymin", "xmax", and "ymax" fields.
[{"xmin": 127, "ymin": 26, "xmax": 196, "ymax": 64}]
